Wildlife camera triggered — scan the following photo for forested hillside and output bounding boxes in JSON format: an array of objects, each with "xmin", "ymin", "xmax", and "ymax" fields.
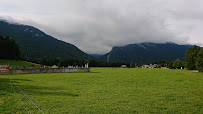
[
  {"xmin": 0, "ymin": 20, "xmax": 92, "ymax": 59},
  {"xmin": 100, "ymin": 42, "xmax": 193, "ymax": 65}
]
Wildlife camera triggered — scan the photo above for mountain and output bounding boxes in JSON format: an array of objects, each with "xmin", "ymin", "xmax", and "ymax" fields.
[
  {"xmin": 100, "ymin": 42, "xmax": 193, "ymax": 65},
  {"xmin": 0, "ymin": 20, "xmax": 92, "ymax": 59}
]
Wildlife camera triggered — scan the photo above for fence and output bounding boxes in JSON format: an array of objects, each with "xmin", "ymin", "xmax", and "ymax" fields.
[{"xmin": 0, "ymin": 68, "xmax": 90, "ymax": 75}]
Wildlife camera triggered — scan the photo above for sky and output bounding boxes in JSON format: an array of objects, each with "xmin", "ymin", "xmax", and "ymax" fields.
[{"xmin": 0, "ymin": 0, "xmax": 203, "ymax": 54}]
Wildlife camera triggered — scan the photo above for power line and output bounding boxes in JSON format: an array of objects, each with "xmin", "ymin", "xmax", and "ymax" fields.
[
  {"xmin": 11, "ymin": 82, "xmax": 29, "ymax": 114},
  {"xmin": 10, "ymin": 79, "xmax": 44, "ymax": 114}
]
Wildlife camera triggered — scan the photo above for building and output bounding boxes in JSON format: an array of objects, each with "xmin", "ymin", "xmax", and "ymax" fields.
[
  {"xmin": 120, "ymin": 65, "xmax": 127, "ymax": 68},
  {"xmin": 142, "ymin": 64, "xmax": 157, "ymax": 68}
]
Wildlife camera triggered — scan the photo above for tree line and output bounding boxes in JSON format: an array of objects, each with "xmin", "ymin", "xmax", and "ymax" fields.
[
  {"xmin": 23, "ymin": 57, "xmax": 131, "ymax": 68},
  {"xmin": 150, "ymin": 45, "xmax": 203, "ymax": 72}
]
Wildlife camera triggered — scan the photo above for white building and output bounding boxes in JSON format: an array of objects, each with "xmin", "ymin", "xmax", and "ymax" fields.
[{"xmin": 142, "ymin": 64, "xmax": 157, "ymax": 68}]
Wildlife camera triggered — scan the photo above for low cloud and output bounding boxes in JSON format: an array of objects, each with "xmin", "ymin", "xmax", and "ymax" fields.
[{"xmin": 0, "ymin": 0, "xmax": 203, "ymax": 54}]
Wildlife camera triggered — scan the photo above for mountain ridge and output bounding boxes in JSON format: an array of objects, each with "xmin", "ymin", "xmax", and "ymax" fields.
[
  {"xmin": 0, "ymin": 20, "xmax": 92, "ymax": 59},
  {"xmin": 100, "ymin": 42, "xmax": 193, "ymax": 65}
]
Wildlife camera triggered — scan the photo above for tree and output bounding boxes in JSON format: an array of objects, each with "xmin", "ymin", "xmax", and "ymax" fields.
[
  {"xmin": 0, "ymin": 35, "xmax": 21, "ymax": 60},
  {"xmin": 168, "ymin": 61, "xmax": 174, "ymax": 69},
  {"xmin": 134, "ymin": 63, "xmax": 137, "ymax": 68},
  {"xmin": 185, "ymin": 45, "xmax": 200, "ymax": 70},
  {"xmin": 196, "ymin": 48, "xmax": 203, "ymax": 72},
  {"xmin": 173, "ymin": 59, "xmax": 183, "ymax": 69},
  {"xmin": 130, "ymin": 62, "xmax": 134, "ymax": 68}
]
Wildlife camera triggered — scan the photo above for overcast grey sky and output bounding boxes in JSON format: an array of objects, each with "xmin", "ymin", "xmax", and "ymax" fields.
[{"xmin": 0, "ymin": 0, "xmax": 203, "ymax": 54}]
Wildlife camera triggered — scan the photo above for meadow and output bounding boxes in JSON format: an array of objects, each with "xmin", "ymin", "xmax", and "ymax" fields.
[
  {"xmin": 0, "ymin": 59, "xmax": 40, "ymax": 68},
  {"xmin": 0, "ymin": 68, "xmax": 203, "ymax": 113}
]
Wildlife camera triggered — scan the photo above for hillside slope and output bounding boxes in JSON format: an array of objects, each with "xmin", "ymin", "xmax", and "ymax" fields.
[
  {"xmin": 0, "ymin": 20, "xmax": 92, "ymax": 59},
  {"xmin": 100, "ymin": 42, "xmax": 193, "ymax": 65}
]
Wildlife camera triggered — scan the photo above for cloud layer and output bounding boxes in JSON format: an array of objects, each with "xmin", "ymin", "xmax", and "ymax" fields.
[{"xmin": 0, "ymin": 0, "xmax": 203, "ymax": 54}]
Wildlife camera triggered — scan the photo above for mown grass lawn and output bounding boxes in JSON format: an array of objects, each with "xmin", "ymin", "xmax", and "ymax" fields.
[{"xmin": 0, "ymin": 68, "xmax": 203, "ymax": 113}]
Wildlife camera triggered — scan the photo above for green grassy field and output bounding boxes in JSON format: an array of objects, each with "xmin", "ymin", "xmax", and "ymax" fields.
[
  {"xmin": 0, "ymin": 68, "xmax": 203, "ymax": 113},
  {"xmin": 0, "ymin": 59, "xmax": 40, "ymax": 68}
]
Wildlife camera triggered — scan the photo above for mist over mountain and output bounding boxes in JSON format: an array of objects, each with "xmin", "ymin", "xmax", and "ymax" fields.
[
  {"xmin": 0, "ymin": 20, "xmax": 92, "ymax": 59},
  {"xmin": 100, "ymin": 42, "xmax": 193, "ymax": 65},
  {"xmin": 0, "ymin": 20, "xmax": 197, "ymax": 65}
]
